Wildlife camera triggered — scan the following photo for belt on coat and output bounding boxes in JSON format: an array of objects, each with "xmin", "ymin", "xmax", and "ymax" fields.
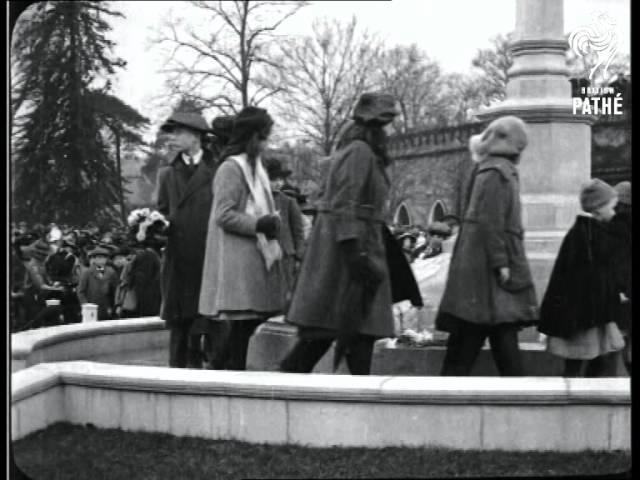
[
  {"xmin": 462, "ymin": 218, "xmax": 524, "ymax": 239},
  {"xmin": 315, "ymin": 201, "xmax": 386, "ymax": 224}
]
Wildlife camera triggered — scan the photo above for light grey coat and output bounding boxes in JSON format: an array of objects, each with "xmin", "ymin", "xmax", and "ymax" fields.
[{"xmin": 198, "ymin": 158, "xmax": 284, "ymax": 318}]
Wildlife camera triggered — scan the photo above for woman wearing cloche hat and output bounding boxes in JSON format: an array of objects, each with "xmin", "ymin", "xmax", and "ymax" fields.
[{"xmin": 280, "ymin": 92, "xmax": 422, "ymax": 375}]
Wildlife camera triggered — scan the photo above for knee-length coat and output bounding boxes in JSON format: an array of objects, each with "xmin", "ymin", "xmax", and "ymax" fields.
[
  {"xmin": 198, "ymin": 157, "xmax": 283, "ymax": 318},
  {"xmin": 286, "ymin": 140, "xmax": 421, "ymax": 339},
  {"xmin": 156, "ymin": 150, "xmax": 217, "ymax": 325},
  {"xmin": 436, "ymin": 155, "xmax": 538, "ymax": 331}
]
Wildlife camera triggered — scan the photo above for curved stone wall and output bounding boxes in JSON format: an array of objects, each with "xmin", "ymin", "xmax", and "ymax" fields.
[
  {"xmin": 11, "ymin": 361, "xmax": 630, "ymax": 451},
  {"xmin": 12, "ymin": 317, "xmax": 166, "ymax": 372}
]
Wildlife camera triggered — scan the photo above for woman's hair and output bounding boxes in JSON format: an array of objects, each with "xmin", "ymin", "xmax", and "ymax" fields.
[
  {"xmin": 220, "ymin": 121, "xmax": 273, "ymax": 170},
  {"xmin": 336, "ymin": 120, "xmax": 390, "ymax": 166}
]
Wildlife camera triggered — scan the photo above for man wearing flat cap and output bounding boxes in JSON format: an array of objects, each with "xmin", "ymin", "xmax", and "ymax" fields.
[{"xmin": 155, "ymin": 111, "xmax": 220, "ymax": 368}]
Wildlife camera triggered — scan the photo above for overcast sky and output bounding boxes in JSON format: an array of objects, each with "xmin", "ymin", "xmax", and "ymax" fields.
[{"xmin": 107, "ymin": 0, "xmax": 630, "ymax": 138}]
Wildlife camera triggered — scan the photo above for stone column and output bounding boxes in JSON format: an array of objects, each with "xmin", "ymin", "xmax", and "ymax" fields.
[{"xmin": 475, "ymin": 0, "xmax": 595, "ymax": 303}]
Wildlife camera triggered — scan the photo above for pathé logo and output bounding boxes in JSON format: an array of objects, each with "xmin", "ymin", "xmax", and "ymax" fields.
[{"xmin": 568, "ymin": 12, "xmax": 619, "ymax": 82}]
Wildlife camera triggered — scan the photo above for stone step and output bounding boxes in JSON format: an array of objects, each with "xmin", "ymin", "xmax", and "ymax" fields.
[{"xmin": 247, "ymin": 322, "xmax": 628, "ymax": 377}]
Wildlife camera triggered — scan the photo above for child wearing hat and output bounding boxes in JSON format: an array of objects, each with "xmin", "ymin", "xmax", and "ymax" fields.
[
  {"xmin": 538, "ymin": 179, "xmax": 626, "ymax": 377},
  {"xmin": 77, "ymin": 246, "xmax": 119, "ymax": 320}
]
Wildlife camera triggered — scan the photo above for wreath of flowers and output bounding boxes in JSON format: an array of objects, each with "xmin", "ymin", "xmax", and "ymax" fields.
[{"xmin": 127, "ymin": 208, "xmax": 169, "ymax": 242}]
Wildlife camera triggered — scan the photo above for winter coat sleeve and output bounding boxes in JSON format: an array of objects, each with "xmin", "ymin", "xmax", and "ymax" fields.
[
  {"xmin": 213, "ymin": 160, "xmax": 259, "ymax": 237},
  {"xmin": 332, "ymin": 141, "xmax": 375, "ymax": 243},
  {"xmin": 288, "ymin": 197, "xmax": 306, "ymax": 259},
  {"xmin": 473, "ymin": 169, "xmax": 509, "ymax": 270},
  {"xmin": 77, "ymin": 269, "xmax": 89, "ymax": 304}
]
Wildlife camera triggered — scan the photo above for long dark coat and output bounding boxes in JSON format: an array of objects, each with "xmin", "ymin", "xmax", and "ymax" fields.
[
  {"xmin": 156, "ymin": 149, "xmax": 218, "ymax": 325},
  {"xmin": 436, "ymin": 155, "xmax": 538, "ymax": 331},
  {"xmin": 286, "ymin": 140, "xmax": 420, "ymax": 339},
  {"xmin": 538, "ymin": 215, "xmax": 625, "ymax": 339},
  {"xmin": 130, "ymin": 248, "xmax": 162, "ymax": 317}
]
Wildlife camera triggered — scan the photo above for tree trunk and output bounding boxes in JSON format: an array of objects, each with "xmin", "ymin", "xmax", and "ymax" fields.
[{"xmin": 115, "ymin": 130, "xmax": 126, "ymax": 224}]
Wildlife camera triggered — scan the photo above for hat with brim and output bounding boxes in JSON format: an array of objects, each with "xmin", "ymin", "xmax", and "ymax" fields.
[
  {"xmin": 353, "ymin": 92, "xmax": 399, "ymax": 126},
  {"xmin": 160, "ymin": 112, "xmax": 212, "ymax": 134},
  {"xmin": 88, "ymin": 246, "xmax": 111, "ymax": 258}
]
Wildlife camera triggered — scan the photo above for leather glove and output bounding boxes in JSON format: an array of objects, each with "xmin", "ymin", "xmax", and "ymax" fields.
[{"xmin": 256, "ymin": 215, "xmax": 280, "ymax": 240}]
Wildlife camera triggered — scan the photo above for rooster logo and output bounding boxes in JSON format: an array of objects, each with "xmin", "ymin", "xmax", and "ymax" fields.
[{"xmin": 568, "ymin": 13, "xmax": 619, "ymax": 81}]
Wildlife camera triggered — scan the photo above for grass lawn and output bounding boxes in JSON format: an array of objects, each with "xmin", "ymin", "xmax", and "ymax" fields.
[{"xmin": 13, "ymin": 423, "xmax": 630, "ymax": 479}]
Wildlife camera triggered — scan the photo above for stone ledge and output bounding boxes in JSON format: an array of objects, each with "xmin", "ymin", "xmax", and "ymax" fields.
[
  {"xmin": 12, "ymin": 361, "xmax": 631, "ymax": 406},
  {"xmin": 12, "ymin": 317, "xmax": 165, "ymax": 359},
  {"xmin": 11, "ymin": 364, "xmax": 62, "ymax": 403}
]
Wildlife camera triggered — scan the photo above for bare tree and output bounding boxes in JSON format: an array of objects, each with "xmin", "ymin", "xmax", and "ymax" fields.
[
  {"xmin": 273, "ymin": 16, "xmax": 382, "ymax": 155},
  {"xmin": 153, "ymin": 0, "xmax": 307, "ymax": 114},
  {"xmin": 470, "ymin": 33, "xmax": 514, "ymax": 104},
  {"xmin": 375, "ymin": 44, "xmax": 449, "ymax": 134}
]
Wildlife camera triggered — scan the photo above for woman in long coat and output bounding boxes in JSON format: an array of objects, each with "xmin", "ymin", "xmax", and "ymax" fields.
[
  {"xmin": 281, "ymin": 92, "xmax": 421, "ymax": 375},
  {"xmin": 117, "ymin": 230, "xmax": 163, "ymax": 318},
  {"xmin": 199, "ymin": 107, "xmax": 284, "ymax": 371},
  {"xmin": 435, "ymin": 116, "xmax": 538, "ymax": 376}
]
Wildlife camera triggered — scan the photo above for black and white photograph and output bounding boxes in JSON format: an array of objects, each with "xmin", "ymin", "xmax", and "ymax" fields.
[{"xmin": 9, "ymin": 0, "xmax": 631, "ymax": 478}]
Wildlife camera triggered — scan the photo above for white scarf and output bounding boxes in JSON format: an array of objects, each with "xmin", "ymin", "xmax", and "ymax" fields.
[{"xmin": 230, "ymin": 154, "xmax": 282, "ymax": 270}]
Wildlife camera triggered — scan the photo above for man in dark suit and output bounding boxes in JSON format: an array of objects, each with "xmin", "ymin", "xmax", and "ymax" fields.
[
  {"xmin": 156, "ymin": 112, "xmax": 219, "ymax": 368},
  {"xmin": 264, "ymin": 157, "xmax": 305, "ymax": 306}
]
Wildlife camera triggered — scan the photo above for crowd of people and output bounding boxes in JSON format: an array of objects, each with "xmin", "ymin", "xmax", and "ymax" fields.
[
  {"xmin": 11, "ymin": 91, "xmax": 632, "ymax": 379},
  {"xmin": 10, "ymin": 220, "xmax": 165, "ymax": 332},
  {"xmin": 391, "ymin": 216, "xmax": 460, "ymax": 264}
]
